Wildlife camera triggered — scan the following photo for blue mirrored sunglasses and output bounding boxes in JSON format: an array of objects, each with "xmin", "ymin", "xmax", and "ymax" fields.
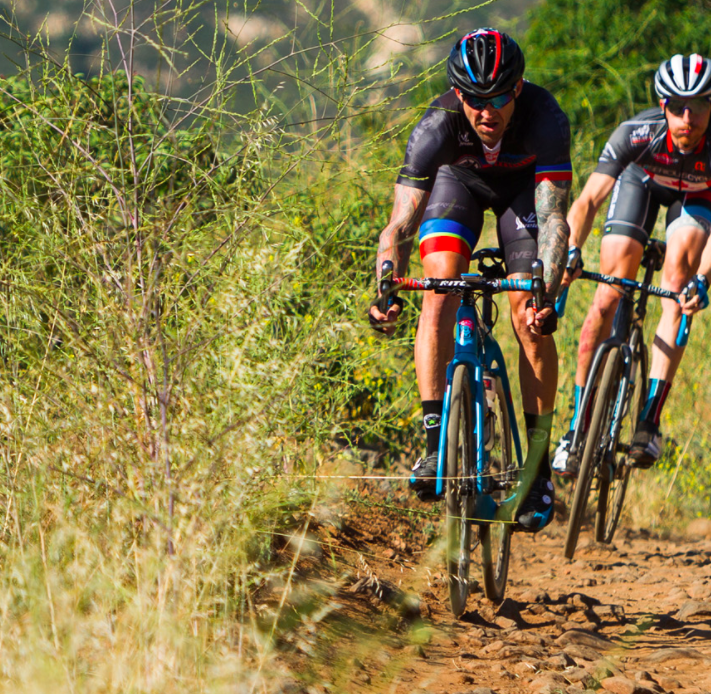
[{"xmin": 461, "ymin": 90, "xmax": 515, "ymax": 110}]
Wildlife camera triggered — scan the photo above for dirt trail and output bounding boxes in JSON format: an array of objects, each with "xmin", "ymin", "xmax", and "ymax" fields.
[{"xmin": 279, "ymin": 481, "xmax": 711, "ymax": 694}]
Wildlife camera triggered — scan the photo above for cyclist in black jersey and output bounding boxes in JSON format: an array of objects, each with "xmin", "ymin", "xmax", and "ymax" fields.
[
  {"xmin": 553, "ymin": 54, "xmax": 711, "ymax": 475},
  {"xmin": 368, "ymin": 29, "xmax": 572, "ymax": 531}
]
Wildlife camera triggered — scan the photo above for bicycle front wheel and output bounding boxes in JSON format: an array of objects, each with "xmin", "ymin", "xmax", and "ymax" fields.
[
  {"xmin": 446, "ymin": 364, "xmax": 475, "ymax": 617},
  {"xmin": 564, "ymin": 348, "xmax": 621, "ymax": 560},
  {"xmin": 479, "ymin": 376, "xmax": 513, "ymax": 603},
  {"xmin": 596, "ymin": 342, "xmax": 647, "ymax": 544}
]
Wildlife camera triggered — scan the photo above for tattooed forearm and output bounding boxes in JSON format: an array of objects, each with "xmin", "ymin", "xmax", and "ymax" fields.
[
  {"xmin": 535, "ymin": 178, "xmax": 571, "ymax": 296},
  {"xmin": 376, "ymin": 184, "xmax": 430, "ymax": 279}
]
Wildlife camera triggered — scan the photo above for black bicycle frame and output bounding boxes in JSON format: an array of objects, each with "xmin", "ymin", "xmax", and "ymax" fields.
[{"xmin": 568, "ymin": 240, "xmax": 668, "ymax": 460}]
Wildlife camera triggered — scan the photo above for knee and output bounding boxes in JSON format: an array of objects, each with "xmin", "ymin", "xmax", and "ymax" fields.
[
  {"xmin": 663, "ymin": 266, "xmax": 693, "ymax": 294},
  {"xmin": 591, "ymin": 286, "xmax": 621, "ymax": 319},
  {"xmin": 420, "ymin": 292, "xmax": 459, "ymax": 327},
  {"xmin": 509, "ymin": 295, "xmax": 529, "ymax": 335}
]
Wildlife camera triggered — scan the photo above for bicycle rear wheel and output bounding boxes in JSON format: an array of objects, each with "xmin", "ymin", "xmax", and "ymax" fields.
[
  {"xmin": 595, "ymin": 343, "xmax": 647, "ymax": 544},
  {"xmin": 564, "ymin": 348, "xmax": 621, "ymax": 560},
  {"xmin": 479, "ymin": 376, "xmax": 513, "ymax": 603},
  {"xmin": 446, "ymin": 364, "xmax": 475, "ymax": 617}
]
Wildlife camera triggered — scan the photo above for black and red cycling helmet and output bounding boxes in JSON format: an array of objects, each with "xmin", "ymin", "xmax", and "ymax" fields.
[
  {"xmin": 447, "ymin": 28, "xmax": 525, "ymax": 97},
  {"xmin": 654, "ymin": 54, "xmax": 711, "ymax": 98}
]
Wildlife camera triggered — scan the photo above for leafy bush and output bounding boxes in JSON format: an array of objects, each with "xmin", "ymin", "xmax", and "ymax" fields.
[{"xmin": 523, "ymin": 0, "xmax": 711, "ymax": 163}]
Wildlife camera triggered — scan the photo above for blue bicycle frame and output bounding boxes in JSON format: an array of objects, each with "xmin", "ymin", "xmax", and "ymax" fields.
[{"xmin": 433, "ymin": 278, "xmax": 532, "ymax": 521}]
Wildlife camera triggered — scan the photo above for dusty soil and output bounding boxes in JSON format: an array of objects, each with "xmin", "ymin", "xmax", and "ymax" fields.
[{"xmin": 277, "ymin": 479, "xmax": 711, "ymax": 694}]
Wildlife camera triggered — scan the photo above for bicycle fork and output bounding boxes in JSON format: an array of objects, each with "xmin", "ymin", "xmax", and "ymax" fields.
[
  {"xmin": 600, "ymin": 345, "xmax": 635, "ymax": 480},
  {"xmin": 436, "ymin": 304, "xmax": 497, "ymax": 522}
]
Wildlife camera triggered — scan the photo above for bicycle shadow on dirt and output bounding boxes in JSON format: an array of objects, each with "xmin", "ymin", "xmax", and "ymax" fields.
[{"xmin": 619, "ymin": 600, "xmax": 711, "ymax": 647}]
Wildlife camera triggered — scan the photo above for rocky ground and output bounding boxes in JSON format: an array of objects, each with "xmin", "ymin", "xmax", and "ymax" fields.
[{"xmin": 275, "ymin": 481, "xmax": 711, "ymax": 694}]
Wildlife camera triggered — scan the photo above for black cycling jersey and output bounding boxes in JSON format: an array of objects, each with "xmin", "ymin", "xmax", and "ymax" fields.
[
  {"xmin": 396, "ymin": 83, "xmax": 571, "ymax": 273},
  {"xmin": 397, "ymin": 83, "xmax": 572, "ymax": 191},
  {"xmin": 595, "ymin": 107, "xmax": 711, "ymax": 192}
]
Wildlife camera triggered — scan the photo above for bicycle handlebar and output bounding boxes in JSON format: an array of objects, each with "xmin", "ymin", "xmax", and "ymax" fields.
[
  {"xmin": 677, "ymin": 281, "xmax": 696, "ymax": 348},
  {"xmin": 575, "ymin": 270, "xmax": 678, "ymax": 300},
  {"xmin": 378, "ymin": 260, "xmax": 395, "ymax": 314},
  {"xmin": 389, "ymin": 276, "xmax": 536, "ymax": 294},
  {"xmin": 555, "ymin": 246, "xmax": 583, "ymax": 318},
  {"xmin": 374, "ymin": 253, "xmax": 548, "ymax": 332},
  {"xmin": 554, "ymin": 269, "xmax": 690, "ymax": 345},
  {"xmin": 531, "ymin": 259, "xmax": 545, "ymax": 312}
]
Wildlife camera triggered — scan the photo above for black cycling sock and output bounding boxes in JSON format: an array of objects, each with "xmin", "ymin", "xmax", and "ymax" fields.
[
  {"xmin": 524, "ymin": 411, "xmax": 553, "ymax": 479},
  {"xmin": 422, "ymin": 400, "xmax": 444, "ymax": 456}
]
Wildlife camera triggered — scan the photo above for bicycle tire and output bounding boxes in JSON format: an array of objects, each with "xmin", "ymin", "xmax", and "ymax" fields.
[
  {"xmin": 564, "ymin": 347, "xmax": 621, "ymax": 560},
  {"xmin": 596, "ymin": 342, "xmax": 647, "ymax": 543},
  {"xmin": 479, "ymin": 375, "xmax": 513, "ymax": 603},
  {"xmin": 446, "ymin": 364, "xmax": 475, "ymax": 617}
]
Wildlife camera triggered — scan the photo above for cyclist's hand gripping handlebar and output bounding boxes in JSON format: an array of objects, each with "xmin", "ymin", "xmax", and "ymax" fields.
[
  {"xmin": 555, "ymin": 246, "xmax": 583, "ymax": 318},
  {"xmin": 531, "ymin": 259, "xmax": 544, "ymax": 312},
  {"xmin": 378, "ymin": 260, "xmax": 394, "ymax": 314},
  {"xmin": 369, "ymin": 260, "xmax": 403, "ymax": 334},
  {"xmin": 526, "ymin": 260, "xmax": 558, "ymax": 335},
  {"xmin": 677, "ymin": 274, "xmax": 709, "ymax": 346}
]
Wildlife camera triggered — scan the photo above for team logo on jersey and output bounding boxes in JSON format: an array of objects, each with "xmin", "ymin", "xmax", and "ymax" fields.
[
  {"xmin": 630, "ymin": 124, "xmax": 653, "ymax": 145},
  {"xmin": 653, "ymin": 153, "xmax": 678, "ymax": 165},
  {"xmin": 458, "ymin": 132, "xmax": 474, "ymax": 146},
  {"xmin": 515, "ymin": 213, "xmax": 538, "ymax": 230}
]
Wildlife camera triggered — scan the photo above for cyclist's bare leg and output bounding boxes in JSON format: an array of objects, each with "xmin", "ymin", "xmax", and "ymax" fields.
[
  {"xmin": 650, "ymin": 224, "xmax": 707, "ymax": 381},
  {"xmin": 574, "ymin": 235, "xmax": 644, "ymax": 387},
  {"xmin": 507, "ymin": 280, "xmax": 557, "ymax": 415},
  {"xmin": 415, "ymin": 250, "xmax": 470, "ymax": 400}
]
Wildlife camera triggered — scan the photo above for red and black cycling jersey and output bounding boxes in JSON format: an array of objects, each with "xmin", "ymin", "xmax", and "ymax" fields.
[
  {"xmin": 395, "ymin": 82, "xmax": 572, "ymax": 191},
  {"xmin": 595, "ymin": 107, "xmax": 711, "ymax": 192}
]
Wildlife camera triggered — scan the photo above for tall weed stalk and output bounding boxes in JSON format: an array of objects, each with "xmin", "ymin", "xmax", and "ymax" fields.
[{"xmin": 0, "ymin": 0, "xmax": 473, "ymax": 689}]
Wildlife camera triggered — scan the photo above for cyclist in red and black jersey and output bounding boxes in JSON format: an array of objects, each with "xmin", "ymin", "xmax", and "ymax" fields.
[
  {"xmin": 554, "ymin": 54, "xmax": 711, "ymax": 475},
  {"xmin": 369, "ymin": 29, "xmax": 573, "ymax": 531}
]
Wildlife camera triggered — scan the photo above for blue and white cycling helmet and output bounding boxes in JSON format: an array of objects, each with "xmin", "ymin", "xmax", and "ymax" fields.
[{"xmin": 654, "ymin": 54, "xmax": 711, "ymax": 98}]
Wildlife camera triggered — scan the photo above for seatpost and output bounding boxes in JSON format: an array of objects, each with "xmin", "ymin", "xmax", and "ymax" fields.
[{"xmin": 637, "ymin": 243, "xmax": 663, "ymax": 322}]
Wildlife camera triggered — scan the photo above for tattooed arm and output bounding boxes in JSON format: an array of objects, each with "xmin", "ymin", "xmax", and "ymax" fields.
[
  {"xmin": 370, "ymin": 184, "xmax": 429, "ymax": 333},
  {"xmin": 376, "ymin": 184, "xmax": 430, "ymax": 280},
  {"xmin": 534, "ymin": 177, "xmax": 572, "ymax": 298}
]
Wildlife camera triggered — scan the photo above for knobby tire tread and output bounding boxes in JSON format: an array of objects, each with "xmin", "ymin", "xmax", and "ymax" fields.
[
  {"xmin": 564, "ymin": 348, "xmax": 621, "ymax": 560},
  {"xmin": 479, "ymin": 377, "xmax": 513, "ymax": 603},
  {"xmin": 446, "ymin": 364, "xmax": 474, "ymax": 617},
  {"xmin": 597, "ymin": 342, "xmax": 647, "ymax": 544}
]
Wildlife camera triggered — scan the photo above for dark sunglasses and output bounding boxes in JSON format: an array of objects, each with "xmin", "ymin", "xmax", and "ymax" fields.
[
  {"xmin": 664, "ymin": 97, "xmax": 711, "ymax": 116},
  {"xmin": 460, "ymin": 90, "xmax": 516, "ymax": 110}
]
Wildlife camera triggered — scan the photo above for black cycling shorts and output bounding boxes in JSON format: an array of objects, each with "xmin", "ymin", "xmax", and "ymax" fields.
[
  {"xmin": 605, "ymin": 163, "xmax": 711, "ymax": 245},
  {"xmin": 418, "ymin": 166, "xmax": 538, "ymax": 275}
]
